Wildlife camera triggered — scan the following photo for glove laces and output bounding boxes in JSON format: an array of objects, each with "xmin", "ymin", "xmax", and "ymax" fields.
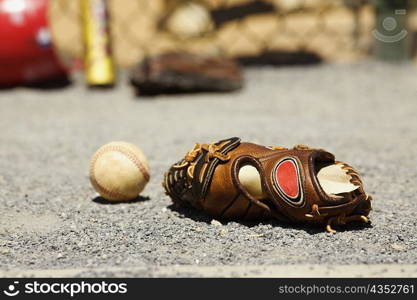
[{"xmin": 304, "ymin": 196, "xmax": 371, "ymax": 233}]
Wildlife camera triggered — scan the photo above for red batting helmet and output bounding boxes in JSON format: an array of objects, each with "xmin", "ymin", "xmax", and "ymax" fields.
[{"xmin": 0, "ymin": 0, "xmax": 67, "ymax": 86}]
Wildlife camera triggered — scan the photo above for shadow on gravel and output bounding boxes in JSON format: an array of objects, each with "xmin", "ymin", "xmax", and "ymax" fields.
[
  {"xmin": 236, "ymin": 50, "xmax": 323, "ymax": 67},
  {"xmin": 168, "ymin": 204, "xmax": 213, "ymax": 223},
  {"xmin": 0, "ymin": 77, "xmax": 71, "ymax": 90},
  {"xmin": 92, "ymin": 195, "xmax": 150, "ymax": 205},
  {"xmin": 273, "ymin": 220, "xmax": 373, "ymax": 235},
  {"xmin": 168, "ymin": 203, "xmax": 372, "ymax": 234}
]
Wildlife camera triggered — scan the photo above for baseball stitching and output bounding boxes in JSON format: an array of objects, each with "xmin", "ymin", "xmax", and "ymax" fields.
[{"xmin": 90, "ymin": 144, "xmax": 150, "ymax": 199}]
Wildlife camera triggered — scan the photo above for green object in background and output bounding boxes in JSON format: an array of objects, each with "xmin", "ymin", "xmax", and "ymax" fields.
[{"xmin": 372, "ymin": 0, "xmax": 410, "ymax": 62}]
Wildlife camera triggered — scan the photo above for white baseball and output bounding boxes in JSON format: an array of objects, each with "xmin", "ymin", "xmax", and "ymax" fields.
[
  {"xmin": 166, "ymin": 1, "xmax": 213, "ymax": 39},
  {"xmin": 238, "ymin": 165, "xmax": 266, "ymax": 200},
  {"xmin": 89, "ymin": 142, "xmax": 150, "ymax": 201}
]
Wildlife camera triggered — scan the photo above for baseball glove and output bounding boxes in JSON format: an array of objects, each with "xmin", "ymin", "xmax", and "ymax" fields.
[{"xmin": 163, "ymin": 137, "xmax": 372, "ymax": 233}]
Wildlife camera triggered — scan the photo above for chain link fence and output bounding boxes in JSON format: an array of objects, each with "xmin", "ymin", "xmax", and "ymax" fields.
[{"xmin": 49, "ymin": 0, "xmax": 417, "ymax": 68}]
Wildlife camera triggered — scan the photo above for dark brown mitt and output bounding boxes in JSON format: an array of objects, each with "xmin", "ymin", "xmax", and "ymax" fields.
[
  {"xmin": 130, "ymin": 52, "xmax": 243, "ymax": 95},
  {"xmin": 163, "ymin": 137, "xmax": 372, "ymax": 233}
]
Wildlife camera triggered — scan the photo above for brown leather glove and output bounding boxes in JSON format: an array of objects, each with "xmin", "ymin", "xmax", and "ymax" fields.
[{"xmin": 163, "ymin": 137, "xmax": 372, "ymax": 233}]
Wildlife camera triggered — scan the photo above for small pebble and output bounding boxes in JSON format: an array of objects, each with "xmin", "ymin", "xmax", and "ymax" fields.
[
  {"xmin": 391, "ymin": 243, "xmax": 406, "ymax": 251},
  {"xmin": 211, "ymin": 220, "xmax": 222, "ymax": 226}
]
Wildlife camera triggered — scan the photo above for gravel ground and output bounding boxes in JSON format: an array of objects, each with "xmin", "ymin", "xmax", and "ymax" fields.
[{"xmin": 0, "ymin": 62, "xmax": 416, "ymax": 277}]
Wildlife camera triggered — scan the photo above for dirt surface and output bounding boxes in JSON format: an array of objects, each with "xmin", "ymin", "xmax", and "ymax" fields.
[{"xmin": 0, "ymin": 62, "xmax": 416, "ymax": 277}]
